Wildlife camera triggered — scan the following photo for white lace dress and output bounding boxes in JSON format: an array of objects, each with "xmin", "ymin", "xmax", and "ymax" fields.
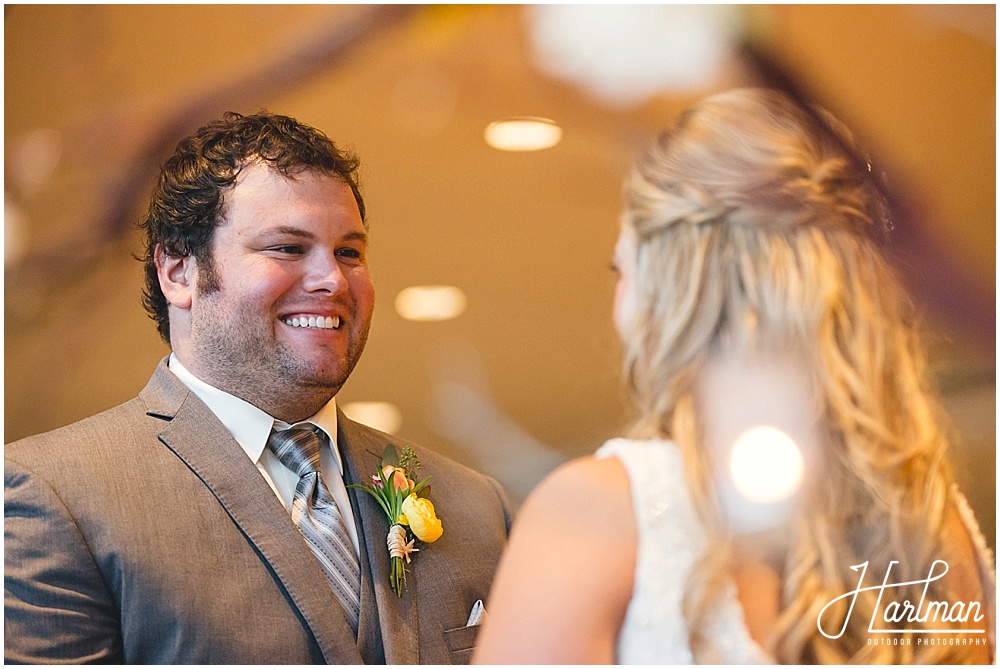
[{"xmin": 596, "ymin": 438, "xmax": 773, "ymax": 664}]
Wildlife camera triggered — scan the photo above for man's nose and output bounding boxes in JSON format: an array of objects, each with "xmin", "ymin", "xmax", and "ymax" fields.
[{"xmin": 303, "ymin": 255, "xmax": 349, "ymax": 294}]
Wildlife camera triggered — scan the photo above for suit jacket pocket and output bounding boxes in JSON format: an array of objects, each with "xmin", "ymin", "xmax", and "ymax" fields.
[{"xmin": 443, "ymin": 624, "xmax": 481, "ymax": 665}]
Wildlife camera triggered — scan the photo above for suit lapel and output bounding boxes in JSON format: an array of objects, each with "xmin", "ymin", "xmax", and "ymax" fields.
[
  {"xmin": 339, "ymin": 413, "xmax": 421, "ymax": 665},
  {"xmin": 140, "ymin": 361, "xmax": 363, "ymax": 664},
  {"xmin": 351, "ymin": 508, "xmax": 384, "ymax": 664}
]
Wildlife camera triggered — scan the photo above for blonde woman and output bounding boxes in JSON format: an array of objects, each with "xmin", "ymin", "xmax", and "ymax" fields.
[{"xmin": 473, "ymin": 88, "xmax": 994, "ymax": 664}]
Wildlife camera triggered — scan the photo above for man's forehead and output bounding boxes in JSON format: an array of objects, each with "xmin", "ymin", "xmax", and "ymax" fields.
[{"xmin": 218, "ymin": 163, "xmax": 362, "ymax": 221}]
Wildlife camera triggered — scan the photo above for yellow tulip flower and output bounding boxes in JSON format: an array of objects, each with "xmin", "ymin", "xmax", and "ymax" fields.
[{"xmin": 400, "ymin": 494, "xmax": 443, "ymax": 543}]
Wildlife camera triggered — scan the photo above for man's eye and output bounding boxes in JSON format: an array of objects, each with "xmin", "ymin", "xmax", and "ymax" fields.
[
  {"xmin": 336, "ymin": 248, "xmax": 363, "ymax": 261},
  {"xmin": 270, "ymin": 245, "xmax": 305, "ymax": 255}
]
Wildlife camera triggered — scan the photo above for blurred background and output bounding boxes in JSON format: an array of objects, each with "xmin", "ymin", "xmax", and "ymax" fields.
[{"xmin": 5, "ymin": 5, "xmax": 994, "ymax": 547}]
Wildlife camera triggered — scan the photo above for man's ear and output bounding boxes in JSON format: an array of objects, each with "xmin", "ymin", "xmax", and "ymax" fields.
[{"xmin": 155, "ymin": 244, "xmax": 195, "ymax": 310}]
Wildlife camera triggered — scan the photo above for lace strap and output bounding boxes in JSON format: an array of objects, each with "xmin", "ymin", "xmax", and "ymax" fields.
[{"xmin": 951, "ymin": 483, "xmax": 995, "ymax": 661}]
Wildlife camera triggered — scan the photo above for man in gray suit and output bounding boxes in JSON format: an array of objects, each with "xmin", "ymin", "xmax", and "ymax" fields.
[{"xmin": 5, "ymin": 112, "xmax": 512, "ymax": 664}]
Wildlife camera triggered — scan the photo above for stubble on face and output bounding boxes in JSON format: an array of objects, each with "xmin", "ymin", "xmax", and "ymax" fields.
[{"xmin": 189, "ymin": 267, "xmax": 372, "ymax": 421}]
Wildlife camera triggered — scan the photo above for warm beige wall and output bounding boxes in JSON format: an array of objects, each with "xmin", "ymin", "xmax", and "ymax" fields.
[{"xmin": 5, "ymin": 6, "xmax": 994, "ymax": 543}]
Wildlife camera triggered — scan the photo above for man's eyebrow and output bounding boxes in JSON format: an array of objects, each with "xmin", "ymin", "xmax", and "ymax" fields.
[
  {"xmin": 255, "ymin": 227, "xmax": 368, "ymax": 244},
  {"xmin": 257, "ymin": 226, "xmax": 316, "ymax": 239}
]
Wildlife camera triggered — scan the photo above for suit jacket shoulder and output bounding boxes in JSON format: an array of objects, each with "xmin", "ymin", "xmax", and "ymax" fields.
[
  {"xmin": 5, "ymin": 361, "xmax": 352, "ymax": 664},
  {"xmin": 7, "ymin": 395, "xmax": 157, "ymax": 483}
]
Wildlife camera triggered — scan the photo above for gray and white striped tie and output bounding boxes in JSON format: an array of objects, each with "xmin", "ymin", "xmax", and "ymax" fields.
[{"xmin": 267, "ymin": 425, "xmax": 361, "ymax": 635}]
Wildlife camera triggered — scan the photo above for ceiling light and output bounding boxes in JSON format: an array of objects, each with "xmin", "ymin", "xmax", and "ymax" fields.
[
  {"xmin": 483, "ymin": 117, "xmax": 562, "ymax": 151},
  {"xmin": 526, "ymin": 5, "xmax": 741, "ymax": 107},
  {"xmin": 395, "ymin": 285, "xmax": 467, "ymax": 321},
  {"xmin": 341, "ymin": 401, "xmax": 403, "ymax": 435},
  {"xmin": 728, "ymin": 426, "xmax": 805, "ymax": 504}
]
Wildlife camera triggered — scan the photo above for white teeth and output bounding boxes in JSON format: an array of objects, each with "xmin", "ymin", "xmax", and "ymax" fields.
[{"xmin": 283, "ymin": 316, "xmax": 340, "ymax": 330}]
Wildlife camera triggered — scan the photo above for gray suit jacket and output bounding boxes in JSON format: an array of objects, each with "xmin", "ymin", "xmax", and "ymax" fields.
[{"xmin": 5, "ymin": 359, "xmax": 513, "ymax": 664}]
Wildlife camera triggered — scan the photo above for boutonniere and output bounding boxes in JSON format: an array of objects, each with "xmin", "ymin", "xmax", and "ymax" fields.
[{"xmin": 349, "ymin": 444, "xmax": 443, "ymax": 596}]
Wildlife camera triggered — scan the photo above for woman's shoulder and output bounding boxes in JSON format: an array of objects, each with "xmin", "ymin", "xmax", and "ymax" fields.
[
  {"xmin": 508, "ymin": 450, "xmax": 640, "ymax": 590},
  {"xmin": 474, "ymin": 449, "xmax": 638, "ymax": 662},
  {"xmin": 524, "ymin": 450, "xmax": 634, "ymax": 527}
]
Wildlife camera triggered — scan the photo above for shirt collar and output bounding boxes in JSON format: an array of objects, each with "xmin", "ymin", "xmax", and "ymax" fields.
[{"xmin": 167, "ymin": 354, "xmax": 342, "ymax": 475}]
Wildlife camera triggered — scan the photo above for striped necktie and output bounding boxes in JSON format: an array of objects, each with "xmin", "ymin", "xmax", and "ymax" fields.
[{"xmin": 267, "ymin": 425, "xmax": 361, "ymax": 636}]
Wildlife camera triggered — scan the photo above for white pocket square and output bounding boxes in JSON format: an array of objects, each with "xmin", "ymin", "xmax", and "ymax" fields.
[{"xmin": 466, "ymin": 599, "xmax": 487, "ymax": 626}]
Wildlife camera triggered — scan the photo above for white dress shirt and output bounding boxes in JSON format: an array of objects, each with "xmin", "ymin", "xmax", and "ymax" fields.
[{"xmin": 168, "ymin": 354, "xmax": 360, "ymax": 558}]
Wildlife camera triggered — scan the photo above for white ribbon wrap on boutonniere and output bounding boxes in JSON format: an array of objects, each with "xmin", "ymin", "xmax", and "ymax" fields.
[{"xmin": 387, "ymin": 523, "xmax": 419, "ymax": 564}]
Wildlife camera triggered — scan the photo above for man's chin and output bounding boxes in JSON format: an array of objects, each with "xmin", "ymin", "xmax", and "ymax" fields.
[
  {"xmin": 296, "ymin": 377, "xmax": 346, "ymax": 393},
  {"xmin": 278, "ymin": 349, "xmax": 363, "ymax": 396},
  {"xmin": 292, "ymin": 364, "xmax": 353, "ymax": 394}
]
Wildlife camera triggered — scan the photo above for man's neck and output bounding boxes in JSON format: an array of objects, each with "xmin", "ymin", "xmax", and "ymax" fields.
[{"xmin": 168, "ymin": 353, "xmax": 338, "ymax": 423}]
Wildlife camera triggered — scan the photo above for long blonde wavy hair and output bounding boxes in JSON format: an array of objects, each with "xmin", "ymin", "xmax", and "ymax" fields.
[{"xmin": 620, "ymin": 88, "xmax": 977, "ymax": 663}]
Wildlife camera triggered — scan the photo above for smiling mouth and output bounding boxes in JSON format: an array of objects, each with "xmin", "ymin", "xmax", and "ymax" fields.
[{"xmin": 282, "ymin": 316, "xmax": 341, "ymax": 330}]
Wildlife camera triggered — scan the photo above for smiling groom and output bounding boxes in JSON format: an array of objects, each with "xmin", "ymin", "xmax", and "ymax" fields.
[{"xmin": 5, "ymin": 112, "xmax": 512, "ymax": 664}]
